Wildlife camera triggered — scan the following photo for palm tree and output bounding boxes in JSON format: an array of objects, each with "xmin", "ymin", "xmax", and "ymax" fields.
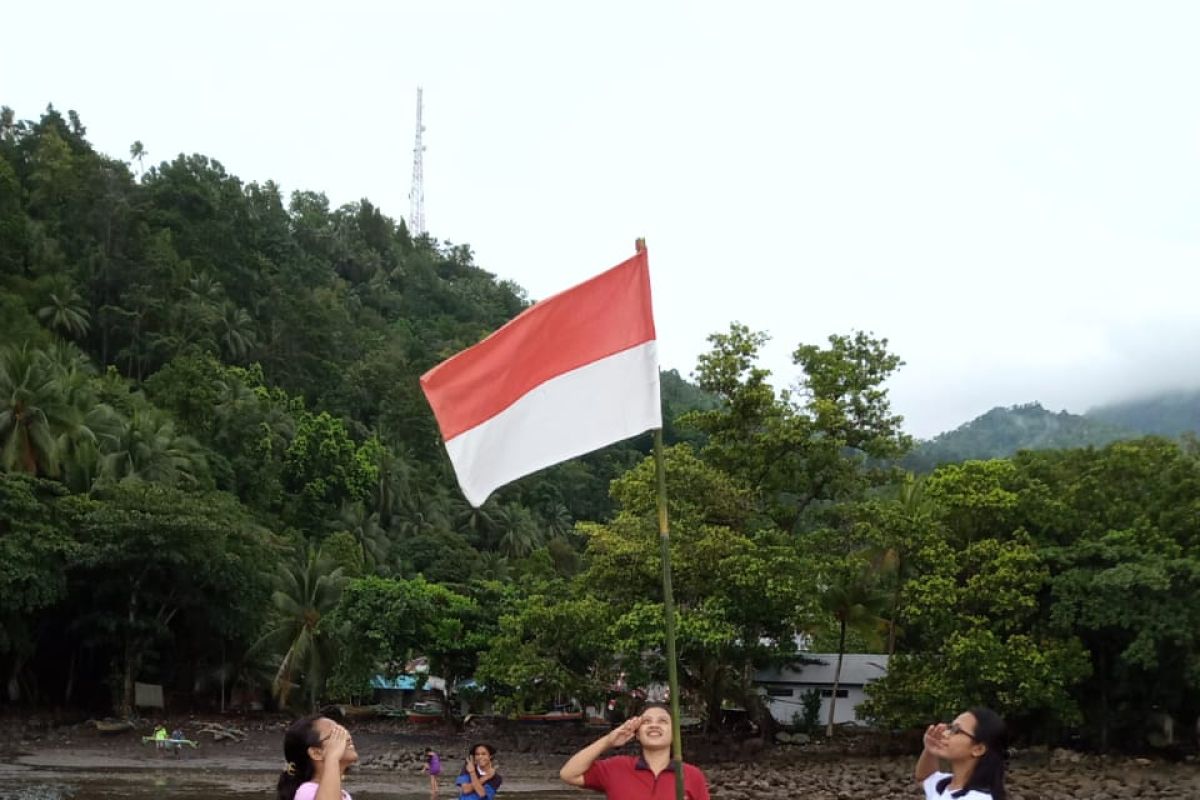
[
  {"xmin": 884, "ymin": 473, "xmax": 929, "ymax": 654},
  {"xmin": 542, "ymin": 503, "xmax": 575, "ymax": 539},
  {"xmin": 396, "ymin": 484, "xmax": 452, "ymax": 538},
  {"xmin": 218, "ymin": 302, "xmax": 257, "ymax": 362},
  {"xmin": 186, "ymin": 271, "xmax": 224, "ymax": 303},
  {"xmin": 0, "ymin": 344, "xmax": 79, "ymax": 476},
  {"xmin": 368, "ymin": 438, "xmax": 414, "ymax": 526},
  {"xmin": 98, "ymin": 408, "xmax": 207, "ymax": 487},
  {"xmin": 496, "ymin": 503, "xmax": 544, "ymax": 559},
  {"xmin": 821, "ymin": 555, "xmax": 890, "ymax": 737},
  {"xmin": 454, "ymin": 497, "xmax": 502, "ymax": 548},
  {"xmin": 43, "ymin": 342, "xmax": 118, "ymax": 491},
  {"xmin": 336, "ymin": 501, "xmax": 390, "ymax": 572},
  {"xmin": 36, "ymin": 282, "xmax": 91, "ymax": 339},
  {"xmin": 253, "ymin": 549, "xmax": 347, "ymax": 709}
]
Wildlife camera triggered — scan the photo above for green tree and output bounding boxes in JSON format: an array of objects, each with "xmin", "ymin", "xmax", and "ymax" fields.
[
  {"xmin": 98, "ymin": 408, "xmax": 210, "ymax": 489},
  {"xmin": 282, "ymin": 411, "xmax": 377, "ymax": 526},
  {"xmin": 35, "ymin": 278, "xmax": 91, "ymax": 339},
  {"xmin": 0, "ymin": 345, "xmax": 81, "ymax": 477},
  {"xmin": 329, "ymin": 575, "xmax": 483, "ymax": 704},
  {"xmin": 567, "ymin": 445, "xmax": 813, "ymax": 730},
  {"xmin": 64, "ymin": 483, "xmax": 273, "ymax": 716},
  {"xmin": 254, "ymin": 548, "xmax": 347, "ymax": 709},
  {"xmin": 0, "ymin": 474, "xmax": 75, "ymax": 701},
  {"xmin": 820, "ymin": 553, "xmax": 890, "ymax": 736},
  {"xmin": 685, "ymin": 324, "xmax": 910, "ymax": 533}
]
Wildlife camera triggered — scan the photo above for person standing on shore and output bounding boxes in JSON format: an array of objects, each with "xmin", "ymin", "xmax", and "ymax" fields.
[
  {"xmin": 456, "ymin": 742, "xmax": 502, "ymax": 800},
  {"xmin": 276, "ymin": 715, "xmax": 358, "ymax": 800},
  {"xmin": 422, "ymin": 747, "xmax": 442, "ymax": 799},
  {"xmin": 559, "ymin": 702, "xmax": 710, "ymax": 800},
  {"xmin": 914, "ymin": 707, "xmax": 1008, "ymax": 800}
]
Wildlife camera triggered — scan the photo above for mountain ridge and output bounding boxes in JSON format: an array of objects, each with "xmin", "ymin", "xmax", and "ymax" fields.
[{"xmin": 905, "ymin": 388, "xmax": 1200, "ymax": 470}]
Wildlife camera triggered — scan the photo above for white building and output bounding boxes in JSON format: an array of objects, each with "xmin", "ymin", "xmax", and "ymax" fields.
[{"xmin": 755, "ymin": 653, "xmax": 889, "ymax": 727}]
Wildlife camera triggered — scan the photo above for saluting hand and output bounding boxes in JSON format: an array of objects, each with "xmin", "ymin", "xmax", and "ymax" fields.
[
  {"xmin": 607, "ymin": 716, "xmax": 642, "ymax": 748},
  {"xmin": 923, "ymin": 723, "xmax": 947, "ymax": 752}
]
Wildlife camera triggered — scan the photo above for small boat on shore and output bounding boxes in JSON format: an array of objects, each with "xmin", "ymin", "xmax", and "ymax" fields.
[
  {"xmin": 406, "ymin": 700, "xmax": 444, "ymax": 723},
  {"xmin": 90, "ymin": 719, "xmax": 134, "ymax": 734}
]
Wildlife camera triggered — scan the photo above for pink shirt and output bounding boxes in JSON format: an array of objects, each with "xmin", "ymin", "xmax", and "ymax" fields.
[{"xmin": 293, "ymin": 781, "xmax": 352, "ymax": 800}]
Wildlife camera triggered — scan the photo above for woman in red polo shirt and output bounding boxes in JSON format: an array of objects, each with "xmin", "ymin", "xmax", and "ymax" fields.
[{"xmin": 558, "ymin": 703, "xmax": 709, "ymax": 800}]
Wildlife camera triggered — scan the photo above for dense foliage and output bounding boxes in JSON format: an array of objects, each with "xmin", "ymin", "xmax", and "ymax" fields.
[{"xmin": 0, "ymin": 105, "xmax": 659, "ymax": 712}]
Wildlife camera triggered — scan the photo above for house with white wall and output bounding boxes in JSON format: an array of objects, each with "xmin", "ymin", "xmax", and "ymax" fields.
[{"xmin": 755, "ymin": 653, "xmax": 889, "ymax": 727}]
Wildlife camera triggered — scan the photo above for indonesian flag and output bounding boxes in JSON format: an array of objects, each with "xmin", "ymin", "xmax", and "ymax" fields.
[{"xmin": 420, "ymin": 249, "xmax": 662, "ymax": 507}]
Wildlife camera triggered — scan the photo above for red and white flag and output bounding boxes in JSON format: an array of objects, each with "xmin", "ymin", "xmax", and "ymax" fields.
[{"xmin": 420, "ymin": 249, "xmax": 662, "ymax": 507}]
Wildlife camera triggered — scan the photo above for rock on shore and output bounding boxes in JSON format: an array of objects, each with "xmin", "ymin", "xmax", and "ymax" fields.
[{"xmin": 703, "ymin": 752, "xmax": 1200, "ymax": 800}]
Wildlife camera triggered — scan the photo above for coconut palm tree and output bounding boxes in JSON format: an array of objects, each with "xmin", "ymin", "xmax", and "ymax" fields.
[
  {"xmin": 884, "ymin": 472, "xmax": 930, "ymax": 654},
  {"xmin": 0, "ymin": 344, "xmax": 80, "ymax": 476},
  {"xmin": 218, "ymin": 302, "xmax": 257, "ymax": 362},
  {"xmin": 253, "ymin": 549, "xmax": 347, "ymax": 709},
  {"xmin": 454, "ymin": 497, "xmax": 502, "ymax": 548},
  {"xmin": 98, "ymin": 408, "xmax": 208, "ymax": 487},
  {"xmin": 496, "ymin": 503, "xmax": 544, "ymax": 559},
  {"xmin": 42, "ymin": 341, "xmax": 119, "ymax": 490},
  {"xmin": 368, "ymin": 438, "xmax": 415, "ymax": 526},
  {"xmin": 336, "ymin": 501, "xmax": 390, "ymax": 573},
  {"xmin": 821, "ymin": 555, "xmax": 890, "ymax": 737},
  {"xmin": 36, "ymin": 282, "xmax": 91, "ymax": 339}
]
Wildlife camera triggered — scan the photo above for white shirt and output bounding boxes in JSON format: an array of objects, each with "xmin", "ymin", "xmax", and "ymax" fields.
[{"xmin": 923, "ymin": 771, "xmax": 992, "ymax": 800}]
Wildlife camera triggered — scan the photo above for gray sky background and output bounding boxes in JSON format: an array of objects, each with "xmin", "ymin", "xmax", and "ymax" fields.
[{"xmin": 5, "ymin": 1, "xmax": 1199, "ymax": 438}]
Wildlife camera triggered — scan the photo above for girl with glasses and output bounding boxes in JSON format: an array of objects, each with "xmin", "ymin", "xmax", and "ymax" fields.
[{"xmin": 914, "ymin": 707, "xmax": 1007, "ymax": 800}]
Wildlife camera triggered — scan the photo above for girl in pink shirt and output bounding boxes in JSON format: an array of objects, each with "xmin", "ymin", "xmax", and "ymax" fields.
[{"xmin": 276, "ymin": 715, "xmax": 359, "ymax": 800}]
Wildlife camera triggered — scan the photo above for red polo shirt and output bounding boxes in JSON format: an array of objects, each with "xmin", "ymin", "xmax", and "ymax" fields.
[{"xmin": 583, "ymin": 755, "xmax": 710, "ymax": 800}]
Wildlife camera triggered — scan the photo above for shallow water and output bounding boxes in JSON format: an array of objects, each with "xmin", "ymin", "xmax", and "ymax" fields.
[{"xmin": 0, "ymin": 776, "xmax": 578, "ymax": 800}]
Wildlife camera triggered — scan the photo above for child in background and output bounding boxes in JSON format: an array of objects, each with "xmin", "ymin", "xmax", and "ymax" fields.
[{"xmin": 422, "ymin": 747, "xmax": 442, "ymax": 799}]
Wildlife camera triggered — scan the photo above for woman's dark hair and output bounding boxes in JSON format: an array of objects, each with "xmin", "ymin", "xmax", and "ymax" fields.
[
  {"xmin": 460, "ymin": 742, "xmax": 502, "ymax": 789},
  {"xmin": 640, "ymin": 701, "xmax": 672, "ymax": 718},
  {"xmin": 277, "ymin": 715, "xmax": 323, "ymax": 800},
  {"xmin": 964, "ymin": 707, "xmax": 1008, "ymax": 800}
]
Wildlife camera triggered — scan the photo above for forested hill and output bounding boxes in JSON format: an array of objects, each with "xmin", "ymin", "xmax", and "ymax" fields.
[
  {"xmin": 1087, "ymin": 388, "xmax": 1200, "ymax": 438},
  {"xmin": 903, "ymin": 403, "xmax": 1134, "ymax": 471},
  {"xmin": 0, "ymin": 105, "xmax": 714, "ymax": 590},
  {"xmin": 906, "ymin": 392, "xmax": 1200, "ymax": 471}
]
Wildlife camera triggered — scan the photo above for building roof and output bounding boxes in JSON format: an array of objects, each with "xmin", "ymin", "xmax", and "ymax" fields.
[
  {"xmin": 755, "ymin": 653, "xmax": 890, "ymax": 686},
  {"xmin": 370, "ymin": 674, "xmax": 428, "ymax": 691}
]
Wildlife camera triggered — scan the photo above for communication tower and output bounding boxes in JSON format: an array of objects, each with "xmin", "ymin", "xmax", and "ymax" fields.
[{"xmin": 408, "ymin": 87, "xmax": 426, "ymax": 236}]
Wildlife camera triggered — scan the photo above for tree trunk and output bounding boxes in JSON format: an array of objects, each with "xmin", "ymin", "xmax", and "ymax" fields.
[
  {"xmin": 1098, "ymin": 651, "xmax": 1109, "ymax": 753},
  {"xmin": 122, "ymin": 638, "xmax": 135, "ymax": 718},
  {"xmin": 121, "ymin": 590, "xmax": 138, "ymax": 717},
  {"xmin": 825, "ymin": 620, "xmax": 847, "ymax": 738},
  {"xmin": 6, "ymin": 654, "xmax": 23, "ymax": 703},
  {"xmin": 887, "ymin": 555, "xmax": 903, "ymax": 656},
  {"xmin": 64, "ymin": 650, "xmax": 76, "ymax": 705}
]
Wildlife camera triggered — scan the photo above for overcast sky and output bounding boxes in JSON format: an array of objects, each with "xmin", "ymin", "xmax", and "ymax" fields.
[{"xmin": 5, "ymin": 1, "xmax": 1199, "ymax": 437}]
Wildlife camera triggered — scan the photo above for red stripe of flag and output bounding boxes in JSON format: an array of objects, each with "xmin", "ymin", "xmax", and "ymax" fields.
[{"xmin": 420, "ymin": 250, "xmax": 656, "ymax": 441}]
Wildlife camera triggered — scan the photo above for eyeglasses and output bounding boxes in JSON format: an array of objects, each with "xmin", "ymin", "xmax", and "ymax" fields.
[{"xmin": 945, "ymin": 723, "xmax": 977, "ymax": 741}]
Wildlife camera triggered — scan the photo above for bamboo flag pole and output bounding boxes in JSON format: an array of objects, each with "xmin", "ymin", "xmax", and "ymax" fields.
[{"xmin": 638, "ymin": 238, "xmax": 686, "ymax": 800}]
